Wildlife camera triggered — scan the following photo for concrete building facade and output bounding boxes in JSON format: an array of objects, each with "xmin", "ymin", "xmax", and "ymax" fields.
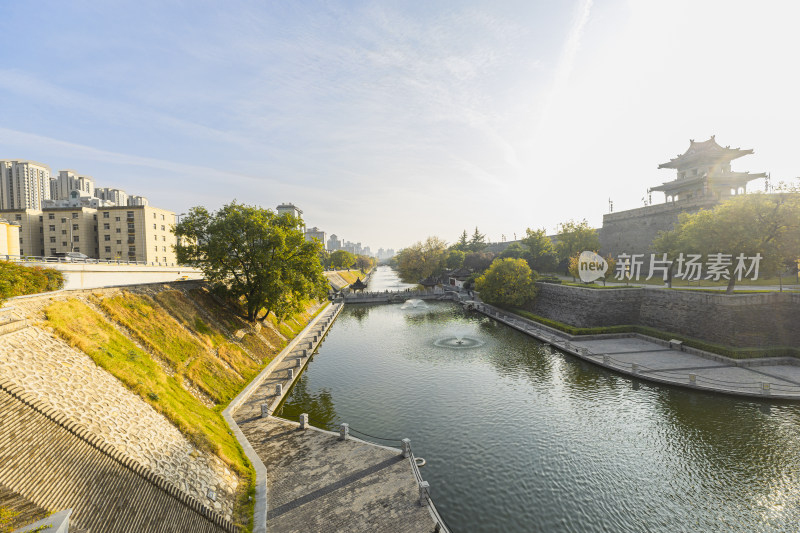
[
  {"xmin": 54, "ymin": 170, "xmax": 95, "ymax": 201},
  {"xmin": 0, "ymin": 160, "xmax": 52, "ymax": 210},
  {"xmin": 0, "ymin": 204, "xmax": 176, "ymax": 263},
  {"xmin": 304, "ymin": 227, "xmax": 327, "ymax": 248},
  {"xmin": 97, "ymin": 205, "xmax": 176, "ymax": 263}
]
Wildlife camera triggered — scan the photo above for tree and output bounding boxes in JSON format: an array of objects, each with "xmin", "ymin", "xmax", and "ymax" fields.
[
  {"xmin": 454, "ymin": 230, "xmax": 469, "ymax": 251},
  {"xmin": 355, "ymin": 255, "xmax": 375, "ymax": 273},
  {"xmin": 463, "ymin": 251, "xmax": 495, "ymax": 273},
  {"xmin": 653, "ymin": 191, "xmax": 800, "ymax": 293},
  {"xmin": 445, "ymin": 249, "xmax": 466, "ymax": 269},
  {"xmin": 498, "ymin": 242, "xmax": 527, "ymax": 260},
  {"xmin": 555, "ymin": 219, "xmax": 600, "ymax": 262},
  {"xmin": 521, "ymin": 227, "xmax": 558, "ymax": 273},
  {"xmin": 174, "ymin": 202, "xmax": 328, "ymax": 322},
  {"xmin": 475, "ymin": 258, "xmax": 537, "ymax": 307},
  {"xmin": 469, "ymin": 227, "xmax": 487, "ymax": 252},
  {"xmin": 330, "ymin": 250, "xmax": 356, "ymax": 270},
  {"xmin": 396, "ymin": 236, "xmax": 447, "ymax": 283}
]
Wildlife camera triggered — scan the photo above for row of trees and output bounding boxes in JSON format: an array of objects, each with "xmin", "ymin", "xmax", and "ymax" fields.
[
  {"xmin": 652, "ymin": 187, "xmax": 800, "ymax": 293},
  {"xmin": 321, "ymin": 249, "xmax": 376, "ymax": 272}
]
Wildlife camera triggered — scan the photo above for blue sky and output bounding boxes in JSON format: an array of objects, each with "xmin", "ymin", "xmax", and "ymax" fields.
[{"xmin": 2, "ymin": 1, "xmax": 799, "ymax": 251}]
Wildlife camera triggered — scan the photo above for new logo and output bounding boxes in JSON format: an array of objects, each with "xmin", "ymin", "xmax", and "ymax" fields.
[{"xmin": 578, "ymin": 251, "xmax": 608, "ymax": 283}]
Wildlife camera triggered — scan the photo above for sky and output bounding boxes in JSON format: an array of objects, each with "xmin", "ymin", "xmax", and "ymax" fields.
[{"xmin": 2, "ymin": 0, "xmax": 800, "ymax": 252}]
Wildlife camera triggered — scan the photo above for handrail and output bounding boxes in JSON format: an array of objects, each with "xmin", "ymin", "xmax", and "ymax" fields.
[
  {"xmin": 3, "ymin": 254, "xmax": 186, "ymax": 268},
  {"xmin": 407, "ymin": 441, "xmax": 452, "ymax": 533}
]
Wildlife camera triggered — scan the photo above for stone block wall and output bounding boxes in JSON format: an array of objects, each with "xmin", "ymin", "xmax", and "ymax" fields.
[{"xmin": 530, "ymin": 282, "xmax": 800, "ymax": 348}]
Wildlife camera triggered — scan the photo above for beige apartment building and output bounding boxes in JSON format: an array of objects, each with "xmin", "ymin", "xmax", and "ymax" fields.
[
  {"xmin": 0, "ymin": 204, "xmax": 177, "ymax": 263},
  {"xmin": 43, "ymin": 207, "xmax": 99, "ymax": 257},
  {"xmin": 97, "ymin": 205, "xmax": 176, "ymax": 264}
]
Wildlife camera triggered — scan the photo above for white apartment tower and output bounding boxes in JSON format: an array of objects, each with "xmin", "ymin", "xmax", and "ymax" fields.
[
  {"xmin": 95, "ymin": 187, "xmax": 129, "ymax": 206},
  {"xmin": 54, "ymin": 170, "xmax": 95, "ymax": 200},
  {"xmin": 0, "ymin": 160, "xmax": 52, "ymax": 210}
]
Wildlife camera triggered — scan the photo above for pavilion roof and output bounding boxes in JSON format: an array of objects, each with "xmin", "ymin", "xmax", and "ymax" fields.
[
  {"xmin": 658, "ymin": 136, "xmax": 753, "ymax": 169},
  {"xmin": 350, "ymin": 277, "xmax": 368, "ymax": 290}
]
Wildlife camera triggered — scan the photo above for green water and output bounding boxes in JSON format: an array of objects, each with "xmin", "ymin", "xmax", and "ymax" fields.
[{"xmin": 278, "ymin": 289, "xmax": 800, "ymax": 532}]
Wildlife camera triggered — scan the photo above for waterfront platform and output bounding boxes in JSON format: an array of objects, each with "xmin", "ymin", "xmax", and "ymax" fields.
[{"xmin": 474, "ymin": 303, "xmax": 800, "ymax": 400}]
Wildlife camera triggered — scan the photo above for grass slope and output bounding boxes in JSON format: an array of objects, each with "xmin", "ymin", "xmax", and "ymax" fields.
[{"xmin": 45, "ymin": 286, "xmax": 326, "ymax": 531}]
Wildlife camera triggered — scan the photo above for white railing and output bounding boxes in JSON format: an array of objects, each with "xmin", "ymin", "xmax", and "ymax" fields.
[{"xmin": 2, "ymin": 254, "xmax": 181, "ymax": 267}]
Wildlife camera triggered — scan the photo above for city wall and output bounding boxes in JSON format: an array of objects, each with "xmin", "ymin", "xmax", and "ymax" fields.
[
  {"xmin": 599, "ymin": 198, "xmax": 716, "ymax": 257},
  {"xmin": 529, "ymin": 282, "xmax": 800, "ymax": 348}
]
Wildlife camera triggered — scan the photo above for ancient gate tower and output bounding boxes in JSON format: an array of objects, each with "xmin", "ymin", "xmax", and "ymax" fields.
[{"xmin": 599, "ymin": 136, "xmax": 767, "ymax": 257}]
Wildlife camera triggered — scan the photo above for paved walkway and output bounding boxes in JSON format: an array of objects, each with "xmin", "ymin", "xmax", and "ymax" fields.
[
  {"xmin": 229, "ymin": 303, "xmax": 439, "ymax": 533},
  {"xmin": 474, "ymin": 303, "xmax": 800, "ymax": 400}
]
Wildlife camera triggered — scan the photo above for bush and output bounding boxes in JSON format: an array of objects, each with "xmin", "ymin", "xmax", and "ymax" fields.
[{"xmin": 0, "ymin": 261, "xmax": 64, "ymax": 303}]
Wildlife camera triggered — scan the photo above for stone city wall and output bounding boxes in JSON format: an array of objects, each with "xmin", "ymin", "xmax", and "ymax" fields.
[
  {"xmin": 598, "ymin": 198, "xmax": 716, "ymax": 257},
  {"xmin": 530, "ymin": 282, "xmax": 800, "ymax": 348}
]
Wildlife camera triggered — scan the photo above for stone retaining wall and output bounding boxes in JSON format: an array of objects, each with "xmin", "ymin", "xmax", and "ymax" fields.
[{"xmin": 530, "ymin": 283, "xmax": 800, "ymax": 348}]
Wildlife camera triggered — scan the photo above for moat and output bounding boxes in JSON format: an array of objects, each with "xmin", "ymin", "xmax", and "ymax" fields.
[{"xmin": 277, "ymin": 268, "xmax": 800, "ymax": 532}]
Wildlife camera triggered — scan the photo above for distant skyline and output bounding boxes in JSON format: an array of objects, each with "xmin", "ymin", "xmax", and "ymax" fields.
[{"xmin": 2, "ymin": 1, "xmax": 799, "ymax": 251}]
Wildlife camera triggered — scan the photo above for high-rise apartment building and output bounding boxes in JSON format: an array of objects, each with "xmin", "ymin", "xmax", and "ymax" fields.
[
  {"xmin": 54, "ymin": 170, "xmax": 95, "ymax": 200},
  {"xmin": 304, "ymin": 227, "xmax": 327, "ymax": 248},
  {"xmin": 0, "ymin": 160, "xmax": 52, "ymax": 210},
  {"xmin": 95, "ymin": 187, "xmax": 129, "ymax": 206},
  {"xmin": 127, "ymin": 195, "xmax": 149, "ymax": 207}
]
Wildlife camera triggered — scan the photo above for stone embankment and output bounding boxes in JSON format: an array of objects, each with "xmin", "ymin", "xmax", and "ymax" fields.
[
  {"xmin": 472, "ymin": 301, "xmax": 800, "ymax": 400},
  {"xmin": 0, "ymin": 281, "xmax": 301, "ymax": 529}
]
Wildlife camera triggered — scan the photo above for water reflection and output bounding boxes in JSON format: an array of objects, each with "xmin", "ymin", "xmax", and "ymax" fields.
[{"xmin": 279, "ymin": 300, "xmax": 800, "ymax": 532}]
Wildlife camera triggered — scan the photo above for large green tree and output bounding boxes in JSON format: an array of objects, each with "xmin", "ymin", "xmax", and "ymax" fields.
[
  {"xmin": 469, "ymin": 227, "xmax": 487, "ymax": 252},
  {"xmin": 652, "ymin": 190, "xmax": 800, "ymax": 293},
  {"xmin": 396, "ymin": 236, "xmax": 447, "ymax": 283},
  {"xmin": 174, "ymin": 202, "xmax": 328, "ymax": 322},
  {"xmin": 329, "ymin": 250, "xmax": 356, "ymax": 270},
  {"xmin": 475, "ymin": 258, "xmax": 537, "ymax": 307},
  {"xmin": 520, "ymin": 227, "xmax": 558, "ymax": 273},
  {"xmin": 555, "ymin": 219, "xmax": 600, "ymax": 262}
]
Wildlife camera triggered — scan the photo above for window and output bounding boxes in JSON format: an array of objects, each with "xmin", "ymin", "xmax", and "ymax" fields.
[
  {"xmin": 14, "ymin": 214, "xmax": 21, "ymax": 220},
  {"xmin": 105, "ymin": 246, "xmax": 111, "ymax": 253},
  {"xmin": 153, "ymin": 213, "xmax": 156, "ymax": 219},
  {"xmin": 50, "ymin": 248, "xmax": 56, "ymax": 255},
  {"xmin": 61, "ymin": 230, "xmax": 67, "ymax": 235},
  {"xmin": 72, "ymin": 224, "xmax": 78, "ymax": 231},
  {"xmin": 104, "ymin": 235, "xmax": 110, "ymax": 241},
  {"xmin": 49, "ymin": 237, "xmax": 56, "ymax": 243},
  {"xmin": 62, "ymin": 242, "xmax": 67, "ymax": 247},
  {"xmin": 162, "ymin": 236, "xmax": 166, "ymax": 241},
  {"xmin": 127, "ymin": 211, "xmax": 134, "ymax": 218},
  {"xmin": 155, "ymin": 246, "xmax": 158, "ymax": 252},
  {"xmin": 73, "ymin": 236, "xmax": 79, "ymax": 242},
  {"xmin": 38, "ymin": 216, "xmax": 43, "ymax": 221},
  {"xmin": 74, "ymin": 247, "xmax": 80, "ymax": 252},
  {"xmin": 48, "ymin": 213, "xmax": 55, "ymax": 220},
  {"xmin": 161, "ymin": 214, "xmax": 165, "ymax": 220},
  {"xmin": 153, "ymin": 224, "xmax": 156, "ymax": 229},
  {"xmin": 49, "ymin": 225, "xmax": 55, "ymax": 231},
  {"xmin": 161, "ymin": 225, "xmax": 165, "ymax": 231},
  {"xmin": 103, "ymin": 212, "xmax": 109, "ymax": 218},
  {"xmin": 116, "ymin": 228, "xmax": 121, "ymax": 233},
  {"xmin": 103, "ymin": 223, "xmax": 110, "ymax": 230},
  {"xmin": 163, "ymin": 257, "xmax": 167, "ymax": 263},
  {"xmin": 116, "ymin": 240, "xmax": 121, "ymax": 244},
  {"xmin": 128, "ymin": 224, "xmax": 135, "ymax": 232},
  {"xmin": 71, "ymin": 213, "xmax": 78, "ymax": 219},
  {"xmin": 115, "ymin": 217, "xmax": 120, "ymax": 222}
]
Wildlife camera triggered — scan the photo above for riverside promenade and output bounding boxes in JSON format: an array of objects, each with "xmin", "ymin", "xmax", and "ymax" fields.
[
  {"xmin": 472, "ymin": 302, "xmax": 800, "ymax": 400},
  {"xmin": 225, "ymin": 302, "xmax": 440, "ymax": 533}
]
